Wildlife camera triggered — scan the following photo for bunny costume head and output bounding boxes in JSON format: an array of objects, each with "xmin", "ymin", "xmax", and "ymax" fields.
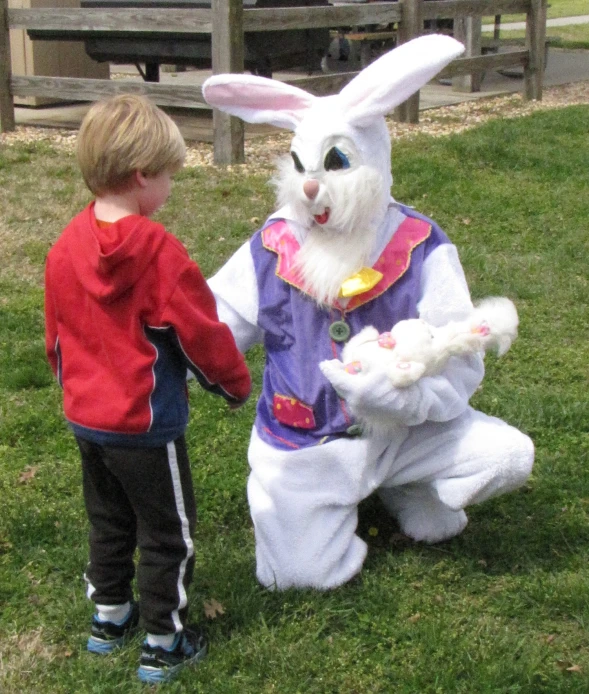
[{"xmin": 203, "ymin": 35, "xmax": 464, "ymax": 302}]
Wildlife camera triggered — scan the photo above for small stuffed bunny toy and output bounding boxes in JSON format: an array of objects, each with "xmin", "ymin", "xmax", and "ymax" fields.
[
  {"xmin": 202, "ymin": 36, "xmax": 534, "ymax": 591},
  {"xmin": 342, "ymin": 297, "xmax": 519, "ymax": 387}
]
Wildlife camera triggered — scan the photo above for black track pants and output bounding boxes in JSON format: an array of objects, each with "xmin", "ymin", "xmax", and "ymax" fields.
[{"xmin": 77, "ymin": 435, "xmax": 196, "ymax": 635}]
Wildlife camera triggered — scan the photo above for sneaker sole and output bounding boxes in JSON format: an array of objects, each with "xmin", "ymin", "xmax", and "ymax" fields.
[
  {"xmin": 137, "ymin": 643, "xmax": 207, "ymax": 683},
  {"xmin": 87, "ymin": 635, "xmax": 124, "ymax": 654}
]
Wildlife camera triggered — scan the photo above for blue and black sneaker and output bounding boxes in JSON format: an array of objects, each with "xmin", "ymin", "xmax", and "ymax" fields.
[
  {"xmin": 87, "ymin": 602, "xmax": 140, "ymax": 654},
  {"xmin": 137, "ymin": 627, "xmax": 207, "ymax": 684}
]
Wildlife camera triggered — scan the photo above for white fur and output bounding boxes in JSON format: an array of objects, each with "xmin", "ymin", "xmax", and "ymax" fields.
[
  {"xmin": 273, "ymin": 161, "xmax": 387, "ymax": 305},
  {"xmin": 204, "ymin": 38, "xmax": 533, "ymax": 591},
  {"xmin": 203, "ymin": 35, "xmax": 465, "ymax": 268},
  {"xmin": 342, "ymin": 297, "xmax": 519, "ymax": 387}
]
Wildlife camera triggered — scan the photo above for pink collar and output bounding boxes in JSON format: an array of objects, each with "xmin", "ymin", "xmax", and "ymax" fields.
[{"xmin": 261, "ymin": 216, "xmax": 432, "ymax": 311}]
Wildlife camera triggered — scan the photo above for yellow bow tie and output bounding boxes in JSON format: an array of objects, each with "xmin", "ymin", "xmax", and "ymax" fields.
[{"xmin": 339, "ymin": 267, "xmax": 384, "ymax": 298}]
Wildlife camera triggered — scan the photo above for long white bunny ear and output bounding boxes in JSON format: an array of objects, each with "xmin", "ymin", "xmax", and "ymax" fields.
[
  {"xmin": 340, "ymin": 34, "xmax": 464, "ymax": 127},
  {"xmin": 202, "ymin": 73, "xmax": 316, "ymax": 131}
]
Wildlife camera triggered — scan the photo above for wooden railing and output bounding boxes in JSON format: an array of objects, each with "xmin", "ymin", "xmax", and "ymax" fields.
[{"xmin": 0, "ymin": 0, "xmax": 547, "ymax": 164}]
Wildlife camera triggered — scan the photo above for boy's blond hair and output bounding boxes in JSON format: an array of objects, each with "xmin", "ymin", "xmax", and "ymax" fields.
[{"xmin": 77, "ymin": 94, "xmax": 186, "ymax": 196}]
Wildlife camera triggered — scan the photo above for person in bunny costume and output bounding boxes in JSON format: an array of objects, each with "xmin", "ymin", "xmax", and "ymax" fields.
[{"xmin": 203, "ymin": 35, "xmax": 534, "ymax": 590}]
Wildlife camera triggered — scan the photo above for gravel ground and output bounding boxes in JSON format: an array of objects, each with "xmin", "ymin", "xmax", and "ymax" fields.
[{"xmin": 2, "ymin": 80, "xmax": 588, "ymax": 175}]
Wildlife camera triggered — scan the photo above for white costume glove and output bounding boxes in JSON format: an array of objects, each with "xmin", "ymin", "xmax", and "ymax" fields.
[{"xmin": 320, "ymin": 353, "xmax": 483, "ymax": 429}]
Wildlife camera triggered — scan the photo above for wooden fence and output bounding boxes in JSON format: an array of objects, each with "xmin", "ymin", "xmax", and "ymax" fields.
[{"xmin": 0, "ymin": 0, "xmax": 547, "ymax": 163}]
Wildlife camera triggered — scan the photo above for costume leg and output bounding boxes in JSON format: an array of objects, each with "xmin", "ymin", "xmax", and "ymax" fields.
[
  {"xmin": 247, "ymin": 428, "xmax": 395, "ymax": 590},
  {"xmin": 378, "ymin": 407, "xmax": 534, "ymax": 543}
]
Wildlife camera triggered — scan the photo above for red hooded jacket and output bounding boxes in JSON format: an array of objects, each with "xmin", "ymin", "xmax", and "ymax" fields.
[{"xmin": 45, "ymin": 203, "xmax": 251, "ymax": 446}]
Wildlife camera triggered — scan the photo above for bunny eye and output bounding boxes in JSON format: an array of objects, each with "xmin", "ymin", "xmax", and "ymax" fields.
[
  {"xmin": 324, "ymin": 147, "xmax": 350, "ymax": 172},
  {"xmin": 291, "ymin": 151, "xmax": 305, "ymax": 173}
]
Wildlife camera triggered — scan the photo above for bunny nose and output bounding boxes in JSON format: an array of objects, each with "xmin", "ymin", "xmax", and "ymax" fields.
[{"xmin": 303, "ymin": 179, "xmax": 320, "ymax": 200}]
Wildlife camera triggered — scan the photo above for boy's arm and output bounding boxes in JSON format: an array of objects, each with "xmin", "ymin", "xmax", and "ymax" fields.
[{"xmin": 161, "ymin": 261, "xmax": 252, "ymax": 406}]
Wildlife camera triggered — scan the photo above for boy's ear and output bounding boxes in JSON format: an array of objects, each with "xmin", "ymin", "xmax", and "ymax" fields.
[{"xmin": 135, "ymin": 170, "xmax": 148, "ymax": 188}]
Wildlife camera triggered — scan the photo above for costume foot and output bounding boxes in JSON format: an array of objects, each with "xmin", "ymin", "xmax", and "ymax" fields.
[
  {"xmin": 379, "ymin": 486, "xmax": 468, "ymax": 544},
  {"xmin": 399, "ymin": 505, "xmax": 468, "ymax": 544}
]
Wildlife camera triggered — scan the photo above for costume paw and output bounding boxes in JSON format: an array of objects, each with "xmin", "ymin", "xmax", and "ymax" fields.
[
  {"xmin": 399, "ymin": 504, "xmax": 468, "ymax": 544},
  {"xmin": 386, "ymin": 360, "xmax": 426, "ymax": 387},
  {"xmin": 380, "ymin": 486, "xmax": 468, "ymax": 543}
]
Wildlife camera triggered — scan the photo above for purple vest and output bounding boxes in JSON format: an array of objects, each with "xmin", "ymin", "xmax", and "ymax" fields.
[{"xmin": 251, "ymin": 205, "xmax": 449, "ymax": 450}]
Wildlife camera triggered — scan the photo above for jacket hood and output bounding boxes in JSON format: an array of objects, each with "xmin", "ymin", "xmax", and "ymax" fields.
[{"xmin": 68, "ymin": 203, "xmax": 167, "ymax": 303}]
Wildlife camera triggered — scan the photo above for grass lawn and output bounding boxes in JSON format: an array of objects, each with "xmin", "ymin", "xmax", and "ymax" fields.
[
  {"xmin": 486, "ymin": 25, "xmax": 589, "ymax": 50},
  {"xmin": 484, "ymin": 0, "xmax": 589, "ymax": 24},
  {"xmin": 481, "ymin": 0, "xmax": 589, "ymax": 49},
  {"xmin": 1, "ymin": 104, "xmax": 589, "ymax": 692}
]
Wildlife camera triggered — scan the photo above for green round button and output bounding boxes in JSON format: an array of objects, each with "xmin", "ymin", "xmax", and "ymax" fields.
[
  {"xmin": 329, "ymin": 320, "xmax": 350, "ymax": 343},
  {"xmin": 346, "ymin": 423, "xmax": 364, "ymax": 437}
]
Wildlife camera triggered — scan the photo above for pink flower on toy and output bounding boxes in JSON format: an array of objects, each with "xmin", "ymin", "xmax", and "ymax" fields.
[
  {"xmin": 344, "ymin": 360, "xmax": 363, "ymax": 374},
  {"xmin": 377, "ymin": 332, "xmax": 396, "ymax": 349},
  {"xmin": 472, "ymin": 321, "xmax": 491, "ymax": 337}
]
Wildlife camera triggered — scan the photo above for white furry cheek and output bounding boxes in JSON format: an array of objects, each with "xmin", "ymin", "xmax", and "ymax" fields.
[
  {"xmin": 272, "ymin": 158, "xmax": 315, "ymax": 225},
  {"xmin": 323, "ymin": 166, "xmax": 387, "ymax": 235}
]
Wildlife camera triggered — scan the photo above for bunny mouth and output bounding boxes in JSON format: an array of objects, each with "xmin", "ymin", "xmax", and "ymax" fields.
[{"xmin": 313, "ymin": 208, "xmax": 331, "ymax": 225}]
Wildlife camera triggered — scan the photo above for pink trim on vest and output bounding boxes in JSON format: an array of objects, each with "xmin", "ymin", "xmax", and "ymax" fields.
[{"xmin": 261, "ymin": 216, "xmax": 432, "ymax": 309}]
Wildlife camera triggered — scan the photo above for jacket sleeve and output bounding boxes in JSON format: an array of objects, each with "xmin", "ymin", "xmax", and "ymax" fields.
[
  {"xmin": 160, "ymin": 260, "xmax": 252, "ymax": 405},
  {"xmin": 44, "ymin": 256, "xmax": 61, "ymax": 384}
]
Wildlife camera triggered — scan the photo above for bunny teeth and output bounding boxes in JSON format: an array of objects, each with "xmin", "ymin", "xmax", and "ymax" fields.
[{"xmin": 314, "ymin": 209, "xmax": 330, "ymax": 225}]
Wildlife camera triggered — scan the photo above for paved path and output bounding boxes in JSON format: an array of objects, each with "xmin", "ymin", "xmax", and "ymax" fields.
[{"xmin": 483, "ymin": 14, "xmax": 589, "ymax": 32}]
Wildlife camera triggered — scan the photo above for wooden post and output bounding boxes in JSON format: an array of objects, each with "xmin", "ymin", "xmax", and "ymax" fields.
[
  {"xmin": 211, "ymin": 0, "xmax": 245, "ymax": 165},
  {"xmin": 525, "ymin": 0, "xmax": 547, "ymax": 101},
  {"xmin": 452, "ymin": 16, "xmax": 482, "ymax": 93},
  {"xmin": 394, "ymin": 0, "xmax": 422, "ymax": 124},
  {"xmin": 0, "ymin": 0, "xmax": 15, "ymax": 132}
]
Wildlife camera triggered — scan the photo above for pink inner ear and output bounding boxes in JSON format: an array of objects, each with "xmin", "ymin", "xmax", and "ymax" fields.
[{"xmin": 214, "ymin": 85, "xmax": 307, "ymax": 111}]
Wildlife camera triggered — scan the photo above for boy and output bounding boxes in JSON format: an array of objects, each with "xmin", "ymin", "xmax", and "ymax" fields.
[{"xmin": 44, "ymin": 94, "xmax": 251, "ymax": 684}]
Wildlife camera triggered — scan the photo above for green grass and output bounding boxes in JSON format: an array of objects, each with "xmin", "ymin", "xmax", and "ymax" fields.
[
  {"xmin": 1, "ymin": 105, "xmax": 589, "ymax": 692},
  {"xmin": 484, "ymin": 0, "xmax": 589, "ymax": 24},
  {"xmin": 482, "ymin": 0, "xmax": 589, "ymax": 49},
  {"xmin": 484, "ymin": 25, "xmax": 589, "ymax": 50}
]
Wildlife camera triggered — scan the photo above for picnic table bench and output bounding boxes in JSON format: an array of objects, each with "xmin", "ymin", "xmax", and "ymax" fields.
[{"xmin": 26, "ymin": 0, "xmax": 331, "ymax": 81}]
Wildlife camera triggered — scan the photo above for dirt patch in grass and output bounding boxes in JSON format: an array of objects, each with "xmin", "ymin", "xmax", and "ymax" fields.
[{"xmin": 0, "ymin": 628, "xmax": 59, "ymax": 689}]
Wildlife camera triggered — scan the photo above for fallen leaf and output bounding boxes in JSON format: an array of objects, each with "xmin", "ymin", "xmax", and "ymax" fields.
[
  {"xmin": 462, "ymin": 218, "xmax": 471, "ymax": 225},
  {"xmin": 408, "ymin": 613, "xmax": 421, "ymax": 623},
  {"xmin": 204, "ymin": 599, "xmax": 226, "ymax": 620},
  {"xmin": 18, "ymin": 466, "xmax": 40, "ymax": 484},
  {"xmin": 556, "ymin": 659, "xmax": 574, "ymax": 671},
  {"xmin": 250, "ymin": 217, "xmax": 260, "ymax": 225},
  {"xmin": 566, "ymin": 665, "xmax": 582, "ymax": 673},
  {"xmin": 546, "ymin": 634, "xmax": 556, "ymax": 644}
]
